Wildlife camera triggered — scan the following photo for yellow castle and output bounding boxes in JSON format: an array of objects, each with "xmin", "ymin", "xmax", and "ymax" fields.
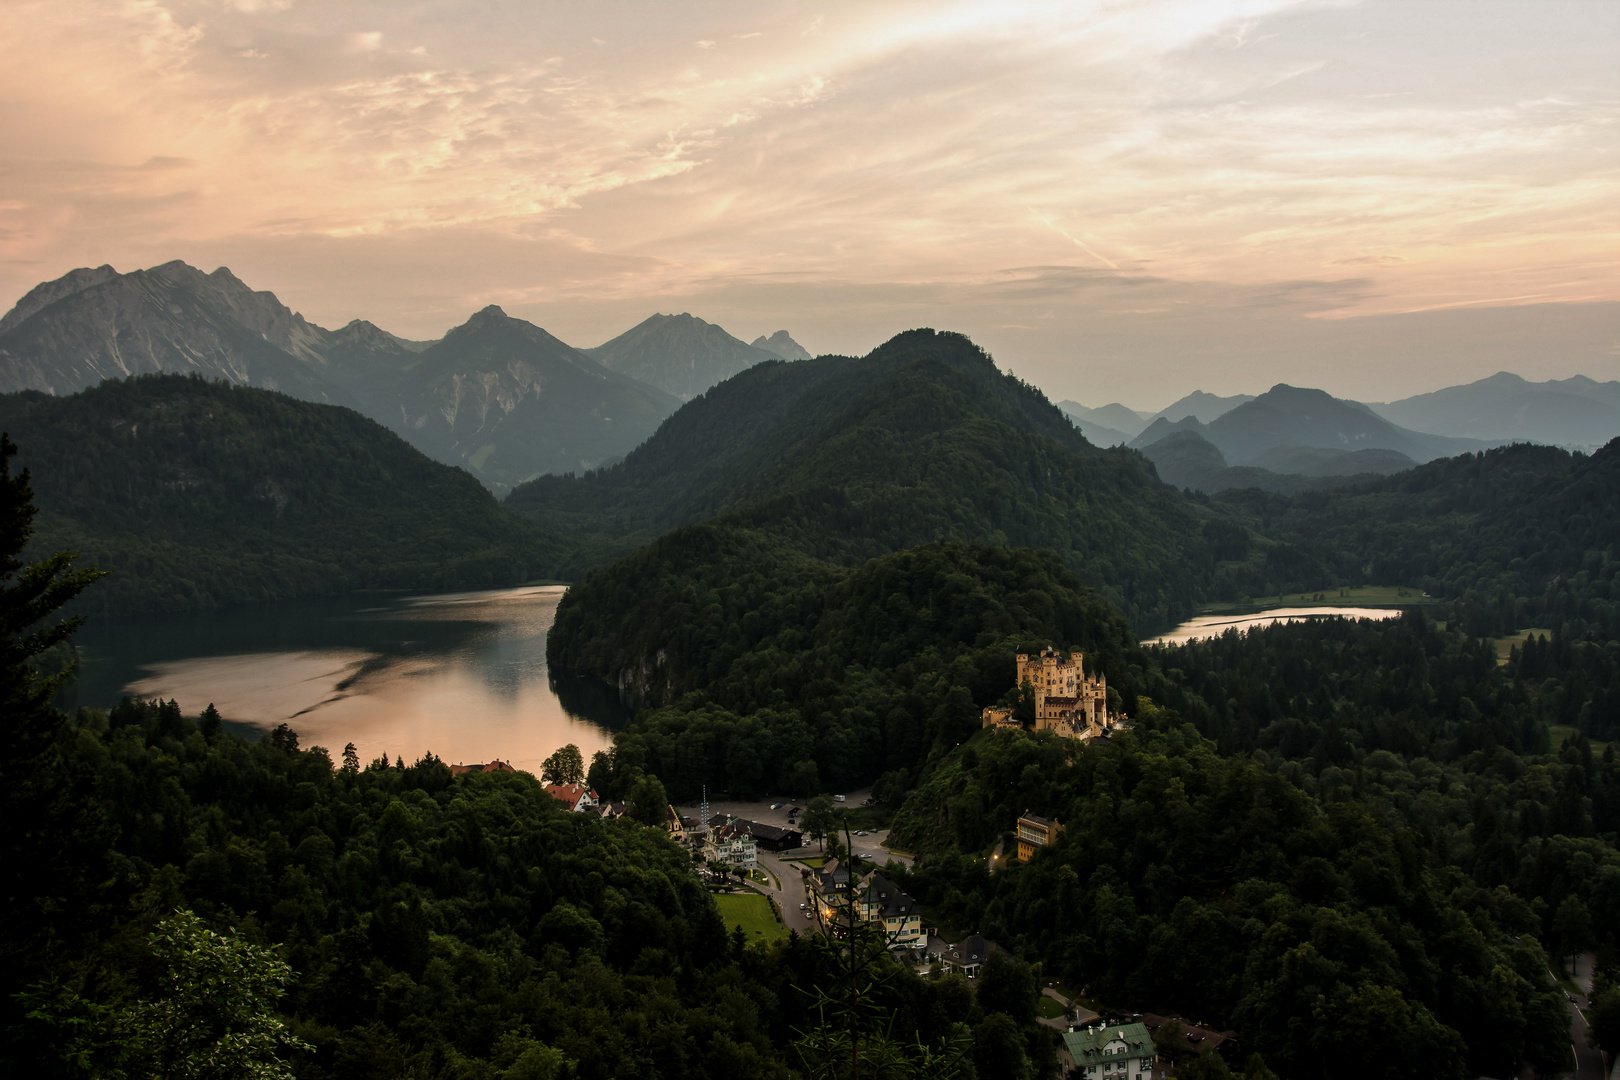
[{"xmin": 982, "ymin": 647, "xmax": 1111, "ymax": 740}]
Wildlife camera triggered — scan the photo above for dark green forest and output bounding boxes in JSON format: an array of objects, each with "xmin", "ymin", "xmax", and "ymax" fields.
[
  {"xmin": 1209, "ymin": 441, "xmax": 1620, "ymax": 638},
  {"xmin": 6, "ymin": 327, "xmax": 1620, "ymax": 1077},
  {"xmin": 515, "ymin": 330, "xmax": 1215, "ymax": 634},
  {"xmin": 0, "ymin": 439, "xmax": 1045, "ymax": 1080},
  {"xmin": 889, "ymin": 612, "xmax": 1620, "ymax": 1078},
  {"xmin": 560, "ymin": 539, "xmax": 1139, "ymax": 800},
  {"xmin": 0, "ymin": 375, "xmax": 571, "ymax": 615}
]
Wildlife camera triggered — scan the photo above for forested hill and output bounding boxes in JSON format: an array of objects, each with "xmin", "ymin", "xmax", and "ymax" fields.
[
  {"xmin": 0, "ymin": 375, "xmax": 572, "ymax": 615},
  {"xmin": 1218, "ymin": 439, "xmax": 1620, "ymax": 636},
  {"xmin": 515, "ymin": 329, "xmax": 1212, "ymax": 632}
]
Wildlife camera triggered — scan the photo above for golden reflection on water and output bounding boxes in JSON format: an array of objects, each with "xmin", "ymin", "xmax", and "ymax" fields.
[
  {"xmin": 117, "ymin": 586, "xmax": 614, "ymax": 773},
  {"xmin": 1142, "ymin": 606, "xmax": 1403, "ymax": 646}
]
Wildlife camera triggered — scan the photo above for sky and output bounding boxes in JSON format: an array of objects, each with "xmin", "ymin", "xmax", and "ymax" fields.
[{"xmin": 1, "ymin": 0, "xmax": 1616, "ymax": 409}]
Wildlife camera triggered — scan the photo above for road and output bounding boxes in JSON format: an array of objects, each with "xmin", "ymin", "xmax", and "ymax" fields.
[
  {"xmin": 684, "ymin": 787, "xmax": 923, "ymax": 936},
  {"xmin": 1546, "ymin": 956, "xmax": 1606, "ymax": 1080}
]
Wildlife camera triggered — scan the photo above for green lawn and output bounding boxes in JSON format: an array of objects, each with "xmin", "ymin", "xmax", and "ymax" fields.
[
  {"xmin": 1036, "ymin": 996, "xmax": 1067, "ymax": 1019},
  {"xmin": 714, "ymin": 892, "xmax": 789, "ymax": 943},
  {"xmin": 1490, "ymin": 627, "xmax": 1555, "ymax": 665}
]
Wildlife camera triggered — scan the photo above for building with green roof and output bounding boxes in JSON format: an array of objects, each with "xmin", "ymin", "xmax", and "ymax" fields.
[{"xmin": 1059, "ymin": 1021, "xmax": 1155, "ymax": 1080}]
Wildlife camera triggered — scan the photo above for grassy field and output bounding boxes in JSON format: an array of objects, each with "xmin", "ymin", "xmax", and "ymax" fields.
[
  {"xmin": 714, "ymin": 892, "xmax": 789, "ymax": 943},
  {"xmin": 1197, "ymin": 585, "xmax": 1446, "ymax": 616},
  {"xmin": 1490, "ymin": 627, "xmax": 1555, "ymax": 665},
  {"xmin": 1036, "ymin": 996, "xmax": 1067, "ymax": 1019},
  {"xmin": 1549, "ymin": 724, "xmax": 1611, "ymax": 756}
]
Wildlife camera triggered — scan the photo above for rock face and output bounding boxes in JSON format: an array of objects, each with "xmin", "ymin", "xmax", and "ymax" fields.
[
  {"xmin": 588, "ymin": 313, "xmax": 777, "ymax": 399},
  {"xmin": 0, "ymin": 261, "xmax": 351, "ymax": 403},
  {"xmin": 750, "ymin": 330, "xmax": 811, "ymax": 361},
  {"xmin": 0, "ymin": 262, "xmax": 681, "ymax": 492}
]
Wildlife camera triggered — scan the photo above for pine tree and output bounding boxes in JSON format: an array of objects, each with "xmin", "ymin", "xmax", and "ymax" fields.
[{"xmin": 0, "ymin": 432, "xmax": 108, "ymax": 1054}]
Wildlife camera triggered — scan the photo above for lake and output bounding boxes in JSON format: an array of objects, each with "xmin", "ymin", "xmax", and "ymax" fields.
[
  {"xmin": 1142, "ymin": 606, "xmax": 1404, "ymax": 646},
  {"xmin": 62, "ymin": 586, "xmax": 627, "ymax": 773}
]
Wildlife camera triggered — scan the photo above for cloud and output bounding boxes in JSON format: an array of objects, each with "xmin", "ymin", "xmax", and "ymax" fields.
[{"xmin": 0, "ymin": 0, "xmax": 1611, "ymax": 400}]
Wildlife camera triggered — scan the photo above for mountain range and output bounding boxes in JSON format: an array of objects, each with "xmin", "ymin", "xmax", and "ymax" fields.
[
  {"xmin": 1370, "ymin": 371, "xmax": 1620, "ymax": 449},
  {"xmin": 0, "ymin": 262, "xmax": 805, "ymax": 493},
  {"xmin": 1058, "ymin": 391, "xmax": 1256, "ymax": 446},
  {"xmin": 1064, "ymin": 372, "xmax": 1619, "ymax": 469},
  {"xmin": 1131, "ymin": 384, "xmax": 1491, "ymax": 466}
]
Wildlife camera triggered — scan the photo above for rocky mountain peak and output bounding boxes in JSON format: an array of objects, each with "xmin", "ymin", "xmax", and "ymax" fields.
[
  {"xmin": 0, "ymin": 263, "xmax": 121, "ymax": 337},
  {"xmin": 751, "ymin": 330, "xmax": 811, "ymax": 361}
]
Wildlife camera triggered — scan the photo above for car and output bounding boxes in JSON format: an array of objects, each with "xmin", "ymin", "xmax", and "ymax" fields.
[
  {"xmin": 909, "ymin": 940, "xmax": 928, "ymax": 950},
  {"xmin": 799, "ymin": 903, "xmax": 807, "ymax": 910},
  {"xmin": 855, "ymin": 830, "xmax": 868, "ymax": 836},
  {"xmin": 770, "ymin": 803, "xmax": 781, "ymax": 810}
]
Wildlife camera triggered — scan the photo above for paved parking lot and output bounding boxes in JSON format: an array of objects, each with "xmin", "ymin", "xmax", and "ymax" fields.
[{"xmin": 682, "ymin": 787, "xmax": 915, "ymax": 929}]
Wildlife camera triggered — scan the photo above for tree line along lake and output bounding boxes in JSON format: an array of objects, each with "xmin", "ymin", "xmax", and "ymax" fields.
[{"xmin": 62, "ymin": 587, "xmax": 1405, "ymax": 771}]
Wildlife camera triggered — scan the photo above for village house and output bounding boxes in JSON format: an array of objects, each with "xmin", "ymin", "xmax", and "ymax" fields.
[
  {"xmin": 940, "ymin": 934, "xmax": 1001, "ymax": 978},
  {"xmin": 1016, "ymin": 812, "xmax": 1062, "ymax": 861},
  {"xmin": 982, "ymin": 647, "xmax": 1113, "ymax": 740},
  {"xmin": 851, "ymin": 872, "xmax": 923, "ymax": 947},
  {"xmin": 744, "ymin": 820, "xmax": 804, "ymax": 852},
  {"xmin": 543, "ymin": 782, "xmax": 599, "ymax": 812},
  {"xmin": 702, "ymin": 817, "xmax": 758, "ymax": 870},
  {"xmin": 1059, "ymin": 1021, "xmax": 1155, "ymax": 1080},
  {"xmin": 805, "ymin": 857, "xmax": 855, "ymax": 918}
]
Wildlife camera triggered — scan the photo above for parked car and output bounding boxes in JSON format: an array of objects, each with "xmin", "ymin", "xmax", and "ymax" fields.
[{"xmin": 855, "ymin": 830, "xmax": 868, "ymax": 836}]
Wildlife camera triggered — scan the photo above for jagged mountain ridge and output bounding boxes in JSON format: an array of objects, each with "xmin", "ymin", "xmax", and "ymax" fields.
[
  {"xmin": 0, "ymin": 261, "xmax": 353, "ymax": 404},
  {"xmin": 587, "ymin": 312, "xmax": 777, "ymax": 400},
  {"xmin": 0, "ymin": 261, "xmax": 680, "ymax": 491},
  {"xmin": 750, "ymin": 330, "xmax": 812, "ymax": 361}
]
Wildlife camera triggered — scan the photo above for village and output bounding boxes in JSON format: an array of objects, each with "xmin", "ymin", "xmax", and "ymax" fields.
[{"xmin": 453, "ymin": 646, "xmax": 1229, "ymax": 1078}]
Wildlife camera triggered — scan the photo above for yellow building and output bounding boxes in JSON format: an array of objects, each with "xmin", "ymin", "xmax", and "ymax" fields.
[{"xmin": 1016, "ymin": 812, "xmax": 1062, "ymax": 860}]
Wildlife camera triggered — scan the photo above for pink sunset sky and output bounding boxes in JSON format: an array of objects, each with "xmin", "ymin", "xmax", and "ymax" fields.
[{"xmin": 1, "ymin": 0, "xmax": 1615, "ymax": 408}]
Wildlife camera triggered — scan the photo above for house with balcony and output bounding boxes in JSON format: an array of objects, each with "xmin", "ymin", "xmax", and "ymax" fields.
[{"xmin": 1060, "ymin": 1021, "xmax": 1155, "ymax": 1080}]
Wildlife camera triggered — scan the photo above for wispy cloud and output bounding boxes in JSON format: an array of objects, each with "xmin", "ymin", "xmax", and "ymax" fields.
[{"xmin": 0, "ymin": 0, "xmax": 1613, "ymax": 400}]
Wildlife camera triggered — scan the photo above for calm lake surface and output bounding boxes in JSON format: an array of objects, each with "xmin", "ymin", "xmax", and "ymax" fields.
[
  {"xmin": 64, "ymin": 586, "xmax": 626, "ymax": 772},
  {"xmin": 1142, "ymin": 606, "xmax": 1404, "ymax": 646}
]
